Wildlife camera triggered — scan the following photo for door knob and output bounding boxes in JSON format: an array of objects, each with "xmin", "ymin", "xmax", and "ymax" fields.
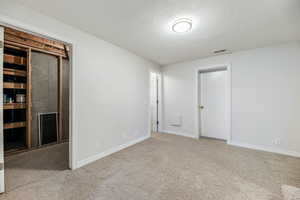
[{"xmin": 199, "ymin": 105, "xmax": 204, "ymax": 109}]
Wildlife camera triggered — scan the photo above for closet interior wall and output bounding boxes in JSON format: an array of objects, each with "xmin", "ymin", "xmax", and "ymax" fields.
[{"xmin": 31, "ymin": 52, "xmax": 58, "ymax": 147}]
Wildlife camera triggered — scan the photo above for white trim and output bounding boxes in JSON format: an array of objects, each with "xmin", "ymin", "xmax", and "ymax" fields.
[
  {"xmin": 161, "ymin": 130, "xmax": 300, "ymax": 158},
  {"xmin": 0, "ymin": 16, "xmax": 77, "ymax": 170},
  {"xmin": 228, "ymin": 141, "xmax": 300, "ymax": 158},
  {"xmin": 76, "ymin": 135, "xmax": 150, "ymax": 168},
  {"xmin": 195, "ymin": 64, "xmax": 232, "ymax": 143},
  {"xmin": 161, "ymin": 130, "xmax": 198, "ymax": 139},
  {"xmin": 69, "ymin": 45, "xmax": 76, "ymax": 170},
  {"xmin": 0, "ymin": 26, "xmax": 4, "ymax": 193}
]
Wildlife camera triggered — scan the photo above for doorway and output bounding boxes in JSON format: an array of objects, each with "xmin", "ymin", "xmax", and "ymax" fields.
[
  {"xmin": 150, "ymin": 72, "xmax": 161, "ymax": 133},
  {"xmin": 196, "ymin": 65, "xmax": 231, "ymax": 141},
  {"xmin": 0, "ymin": 25, "xmax": 73, "ymax": 193}
]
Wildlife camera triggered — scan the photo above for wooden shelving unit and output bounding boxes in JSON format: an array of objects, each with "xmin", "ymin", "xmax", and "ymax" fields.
[{"xmin": 3, "ymin": 44, "xmax": 29, "ymax": 155}]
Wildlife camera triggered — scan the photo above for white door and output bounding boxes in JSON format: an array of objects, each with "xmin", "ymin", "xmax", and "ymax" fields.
[
  {"xmin": 199, "ymin": 70, "xmax": 227, "ymax": 140},
  {"xmin": 150, "ymin": 72, "xmax": 158, "ymax": 132},
  {"xmin": 0, "ymin": 26, "xmax": 4, "ymax": 193}
]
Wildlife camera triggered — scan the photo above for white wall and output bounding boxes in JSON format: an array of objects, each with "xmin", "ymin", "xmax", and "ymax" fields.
[
  {"xmin": 162, "ymin": 42, "xmax": 300, "ymax": 157},
  {"xmin": 0, "ymin": 1, "xmax": 160, "ymax": 168}
]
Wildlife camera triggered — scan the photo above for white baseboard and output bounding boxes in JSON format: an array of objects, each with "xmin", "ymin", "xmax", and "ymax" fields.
[
  {"xmin": 228, "ymin": 141, "xmax": 300, "ymax": 158},
  {"xmin": 161, "ymin": 131, "xmax": 300, "ymax": 158},
  {"xmin": 76, "ymin": 135, "xmax": 150, "ymax": 168},
  {"xmin": 161, "ymin": 130, "xmax": 198, "ymax": 139}
]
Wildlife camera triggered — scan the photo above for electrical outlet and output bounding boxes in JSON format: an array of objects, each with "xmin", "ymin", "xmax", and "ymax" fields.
[{"xmin": 272, "ymin": 138, "xmax": 281, "ymax": 145}]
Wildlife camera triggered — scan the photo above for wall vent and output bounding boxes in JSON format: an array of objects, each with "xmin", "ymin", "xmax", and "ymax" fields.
[
  {"xmin": 38, "ymin": 112, "xmax": 58, "ymax": 146},
  {"xmin": 213, "ymin": 49, "xmax": 227, "ymax": 54}
]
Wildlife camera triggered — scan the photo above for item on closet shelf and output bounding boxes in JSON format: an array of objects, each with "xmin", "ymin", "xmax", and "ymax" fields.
[
  {"xmin": 4, "ymin": 96, "xmax": 13, "ymax": 104},
  {"xmin": 3, "ymin": 94, "xmax": 7, "ymax": 103},
  {"xmin": 16, "ymin": 94, "xmax": 26, "ymax": 103},
  {"xmin": 8, "ymin": 97, "xmax": 13, "ymax": 104}
]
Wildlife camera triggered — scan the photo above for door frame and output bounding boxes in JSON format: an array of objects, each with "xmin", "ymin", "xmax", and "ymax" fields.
[
  {"xmin": 195, "ymin": 64, "xmax": 232, "ymax": 143},
  {"xmin": 0, "ymin": 19, "xmax": 76, "ymax": 170}
]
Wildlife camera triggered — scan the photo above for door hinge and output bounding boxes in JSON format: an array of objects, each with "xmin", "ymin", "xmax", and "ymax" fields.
[
  {"xmin": 156, "ymin": 100, "xmax": 159, "ymax": 104},
  {"xmin": 156, "ymin": 121, "xmax": 159, "ymax": 125}
]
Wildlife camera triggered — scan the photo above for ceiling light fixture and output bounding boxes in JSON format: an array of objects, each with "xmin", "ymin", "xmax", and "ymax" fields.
[{"xmin": 172, "ymin": 18, "xmax": 193, "ymax": 33}]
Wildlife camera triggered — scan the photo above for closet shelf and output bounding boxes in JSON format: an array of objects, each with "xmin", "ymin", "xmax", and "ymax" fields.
[
  {"xmin": 4, "ymin": 121, "xmax": 26, "ymax": 130},
  {"xmin": 4, "ymin": 68, "xmax": 27, "ymax": 77},
  {"xmin": 4, "ymin": 82, "xmax": 27, "ymax": 89},
  {"xmin": 4, "ymin": 54, "xmax": 27, "ymax": 66},
  {"xmin": 4, "ymin": 103, "xmax": 26, "ymax": 110}
]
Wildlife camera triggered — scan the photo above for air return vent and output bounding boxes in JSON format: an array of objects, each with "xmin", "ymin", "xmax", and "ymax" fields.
[
  {"xmin": 213, "ymin": 49, "xmax": 227, "ymax": 54},
  {"xmin": 38, "ymin": 112, "xmax": 58, "ymax": 146}
]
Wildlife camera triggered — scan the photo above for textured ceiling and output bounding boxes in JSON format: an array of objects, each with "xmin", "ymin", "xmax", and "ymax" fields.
[{"xmin": 11, "ymin": 0, "xmax": 300, "ymax": 65}]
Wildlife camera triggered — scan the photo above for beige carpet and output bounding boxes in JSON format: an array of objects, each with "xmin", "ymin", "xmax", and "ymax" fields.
[
  {"xmin": 1, "ymin": 133, "xmax": 300, "ymax": 200},
  {"xmin": 281, "ymin": 185, "xmax": 300, "ymax": 200},
  {"xmin": 4, "ymin": 143, "xmax": 69, "ymax": 192}
]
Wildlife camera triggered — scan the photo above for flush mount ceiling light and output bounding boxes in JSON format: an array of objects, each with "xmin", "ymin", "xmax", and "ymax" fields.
[{"xmin": 172, "ymin": 18, "xmax": 193, "ymax": 33}]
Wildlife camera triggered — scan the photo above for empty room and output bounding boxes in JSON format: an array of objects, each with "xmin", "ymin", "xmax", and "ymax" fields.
[{"xmin": 0, "ymin": 0, "xmax": 300, "ymax": 200}]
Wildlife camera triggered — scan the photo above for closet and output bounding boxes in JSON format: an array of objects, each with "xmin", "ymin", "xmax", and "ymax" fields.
[{"xmin": 2, "ymin": 26, "xmax": 70, "ymax": 155}]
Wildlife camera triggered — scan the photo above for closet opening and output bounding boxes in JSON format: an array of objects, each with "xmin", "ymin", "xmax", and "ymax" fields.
[{"xmin": 0, "ymin": 25, "xmax": 72, "ymax": 192}]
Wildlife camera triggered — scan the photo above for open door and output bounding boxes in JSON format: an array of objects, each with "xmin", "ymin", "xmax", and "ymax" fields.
[
  {"xmin": 150, "ymin": 72, "xmax": 158, "ymax": 132},
  {"xmin": 0, "ymin": 26, "xmax": 5, "ymax": 193},
  {"xmin": 150, "ymin": 72, "xmax": 161, "ymax": 133}
]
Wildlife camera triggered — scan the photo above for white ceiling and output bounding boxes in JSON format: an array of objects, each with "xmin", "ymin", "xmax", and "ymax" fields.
[{"xmin": 11, "ymin": 0, "xmax": 300, "ymax": 65}]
